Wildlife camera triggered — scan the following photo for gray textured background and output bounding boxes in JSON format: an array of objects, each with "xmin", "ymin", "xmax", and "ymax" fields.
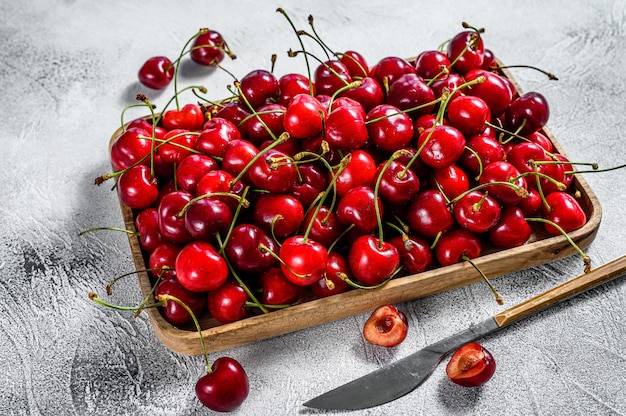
[{"xmin": 1, "ymin": 0, "xmax": 625, "ymax": 415}]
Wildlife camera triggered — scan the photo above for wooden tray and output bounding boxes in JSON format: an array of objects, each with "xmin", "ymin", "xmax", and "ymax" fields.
[{"xmin": 111, "ymin": 66, "xmax": 602, "ymax": 356}]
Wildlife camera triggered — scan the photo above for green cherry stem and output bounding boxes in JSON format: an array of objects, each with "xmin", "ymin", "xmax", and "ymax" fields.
[
  {"xmin": 277, "ymin": 7, "xmax": 314, "ymax": 95},
  {"xmin": 462, "ymin": 255, "xmax": 504, "ymax": 305}
]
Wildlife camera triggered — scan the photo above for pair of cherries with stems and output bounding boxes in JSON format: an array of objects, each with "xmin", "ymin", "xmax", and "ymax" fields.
[{"xmin": 88, "ymin": 281, "xmax": 249, "ymax": 412}]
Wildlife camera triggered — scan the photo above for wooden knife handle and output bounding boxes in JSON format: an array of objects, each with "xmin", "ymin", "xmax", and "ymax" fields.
[{"xmin": 493, "ymin": 255, "xmax": 626, "ymax": 327}]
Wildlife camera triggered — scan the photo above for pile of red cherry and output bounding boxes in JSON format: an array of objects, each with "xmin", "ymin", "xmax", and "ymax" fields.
[{"xmin": 101, "ymin": 15, "xmax": 591, "ymax": 411}]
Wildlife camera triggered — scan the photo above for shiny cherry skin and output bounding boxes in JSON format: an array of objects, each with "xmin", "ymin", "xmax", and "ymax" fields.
[
  {"xmin": 283, "ymin": 93, "xmax": 327, "ymax": 139},
  {"xmin": 207, "ymin": 280, "xmax": 250, "ymax": 324},
  {"xmin": 190, "ymin": 29, "xmax": 227, "ymax": 66},
  {"xmin": 162, "ymin": 103, "xmax": 205, "ymax": 131},
  {"xmin": 277, "ymin": 73, "xmax": 313, "ymax": 107},
  {"xmin": 376, "ymin": 160, "xmax": 421, "ymax": 206},
  {"xmin": 447, "ymin": 29, "xmax": 485, "ymax": 74},
  {"xmin": 369, "ymin": 56, "xmax": 416, "ymax": 90},
  {"xmin": 434, "ymin": 228, "xmax": 482, "ymax": 267},
  {"xmin": 331, "ymin": 149, "xmax": 377, "ymax": 197},
  {"xmin": 453, "ymin": 190, "xmax": 501, "ymax": 233},
  {"xmin": 279, "ymin": 236, "xmax": 328, "ymax": 286},
  {"xmin": 540, "ymin": 192, "xmax": 587, "ymax": 235},
  {"xmin": 195, "ymin": 117, "xmax": 241, "ymax": 158},
  {"xmin": 314, "ymin": 60, "xmax": 352, "ymax": 97},
  {"xmin": 117, "ymin": 164, "xmax": 159, "ymax": 210},
  {"xmin": 147, "ymin": 241, "xmax": 180, "ymax": 279},
  {"xmin": 134, "ymin": 207, "xmax": 164, "ymax": 254},
  {"xmin": 430, "ymin": 164, "xmax": 470, "ymax": 201},
  {"xmin": 213, "ymin": 101, "xmax": 252, "ymax": 138},
  {"xmin": 302, "ymin": 206, "xmax": 346, "ymax": 248},
  {"xmin": 414, "ymin": 50, "xmax": 450, "ymax": 81},
  {"xmin": 447, "ymin": 95, "xmax": 490, "ymax": 136},
  {"xmin": 339, "ymin": 50, "xmax": 369, "ymax": 78},
  {"xmin": 221, "ymin": 139, "xmax": 259, "ymax": 184},
  {"xmin": 195, "ymin": 169, "xmax": 245, "ymax": 212},
  {"xmin": 488, "ymin": 206, "xmax": 532, "ymax": 249},
  {"xmin": 157, "ymin": 190, "xmax": 194, "ymax": 244},
  {"xmin": 406, "ymin": 189, "xmax": 454, "ymax": 239},
  {"xmin": 175, "ymin": 240, "xmax": 228, "ymax": 292},
  {"xmin": 310, "ymin": 251, "xmax": 352, "ymax": 298},
  {"xmin": 386, "ymin": 73, "xmax": 436, "ymax": 119},
  {"xmin": 288, "ymin": 163, "xmax": 329, "ymax": 209},
  {"xmin": 478, "ymin": 161, "xmax": 528, "ymax": 206},
  {"xmin": 336, "ymin": 186, "xmax": 384, "ymax": 234},
  {"xmin": 239, "ymin": 69, "xmax": 279, "ymax": 109},
  {"xmin": 388, "ymin": 234, "xmax": 433, "ymax": 274},
  {"xmin": 505, "ymin": 91, "xmax": 550, "ymax": 135},
  {"xmin": 258, "ymin": 268, "xmax": 303, "ymax": 305},
  {"xmin": 324, "ymin": 100, "xmax": 368, "ymax": 151},
  {"xmin": 158, "ymin": 129, "xmax": 197, "ymax": 164},
  {"xmin": 247, "ymin": 149, "xmax": 297, "ymax": 194},
  {"xmin": 429, "ymin": 72, "xmax": 466, "ymax": 101},
  {"xmin": 446, "ymin": 342, "xmax": 496, "ymax": 387},
  {"xmin": 175, "ymin": 154, "xmax": 218, "ymax": 195},
  {"xmin": 224, "ymin": 224, "xmax": 278, "ymax": 275},
  {"xmin": 109, "ymin": 126, "xmax": 152, "ymax": 172},
  {"xmin": 417, "ymin": 125, "xmax": 466, "ymax": 169},
  {"xmin": 340, "ymin": 76, "xmax": 384, "ymax": 112},
  {"xmin": 464, "ymin": 69, "xmax": 513, "ymax": 118},
  {"xmin": 458, "ymin": 134, "xmax": 505, "ymax": 178},
  {"xmin": 155, "ymin": 277, "xmax": 207, "ymax": 327},
  {"xmin": 252, "ymin": 193, "xmax": 304, "ymax": 238},
  {"xmin": 195, "ymin": 357, "xmax": 249, "ymax": 412},
  {"xmin": 183, "ymin": 197, "xmax": 233, "ymax": 241},
  {"xmin": 348, "ymin": 235, "xmax": 400, "ymax": 286},
  {"xmin": 366, "ymin": 104, "xmax": 414, "ymax": 153},
  {"xmin": 138, "ymin": 56, "xmax": 174, "ymax": 89},
  {"xmin": 246, "ymin": 103, "xmax": 286, "ymax": 145}
]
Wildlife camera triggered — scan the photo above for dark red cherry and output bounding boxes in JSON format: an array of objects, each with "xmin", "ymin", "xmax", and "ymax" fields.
[
  {"xmin": 340, "ymin": 76, "xmax": 385, "ymax": 112},
  {"xmin": 224, "ymin": 224, "xmax": 278, "ymax": 275},
  {"xmin": 336, "ymin": 186, "xmax": 384, "ymax": 234},
  {"xmin": 331, "ymin": 149, "xmax": 377, "ymax": 198},
  {"xmin": 488, "ymin": 206, "xmax": 532, "ymax": 249},
  {"xmin": 447, "ymin": 29, "xmax": 485, "ymax": 74},
  {"xmin": 138, "ymin": 56, "xmax": 174, "ymax": 89},
  {"xmin": 369, "ymin": 56, "xmax": 416, "ymax": 89},
  {"xmin": 453, "ymin": 190, "xmax": 501, "ymax": 233},
  {"xmin": 464, "ymin": 69, "xmax": 513, "ymax": 118},
  {"xmin": 314, "ymin": 60, "xmax": 352, "ymax": 97},
  {"xmin": 162, "ymin": 103, "xmax": 205, "ymax": 131},
  {"xmin": 310, "ymin": 251, "xmax": 352, "ymax": 298},
  {"xmin": 405, "ymin": 189, "xmax": 454, "ymax": 239},
  {"xmin": 339, "ymin": 50, "xmax": 369, "ymax": 79},
  {"xmin": 252, "ymin": 193, "xmax": 304, "ymax": 238},
  {"xmin": 135, "ymin": 207, "xmax": 164, "ymax": 254},
  {"xmin": 505, "ymin": 91, "xmax": 550, "ymax": 135},
  {"xmin": 376, "ymin": 160, "xmax": 421, "ymax": 206},
  {"xmin": 430, "ymin": 164, "xmax": 470, "ymax": 201},
  {"xmin": 277, "ymin": 73, "xmax": 313, "ymax": 107},
  {"xmin": 195, "ymin": 357, "xmax": 249, "ymax": 412},
  {"xmin": 283, "ymin": 94, "xmax": 327, "ymax": 139},
  {"xmin": 239, "ymin": 69, "xmax": 279, "ymax": 109},
  {"xmin": 195, "ymin": 117, "xmax": 242, "ymax": 158},
  {"xmin": 447, "ymin": 95, "xmax": 490, "ymax": 136},
  {"xmin": 148, "ymin": 241, "xmax": 181, "ymax": 279},
  {"xmin": 190, "ymin": 29, "xmax": 227, "ymax": 66},
  {"xmin": 175, "ymin": 154, "xmax": 218, "ymax": 194},
  {"xmin": 247, "ymin": 149, "xmax": 297, "ymax": 194},
  {"xmin": 366, "ymin": 104, "xmax": 414, "ymax": 153},
  {"xmin": 157, "ymin": 190, "xmax": 194, "ymax": 244},
  {"xmin": 246, "ymin": 103, "xmax": 286, "ymax": 145},
  {"xmin": 302, "ymin": 206, "xmax": 346, "ymax": 248},
  {"xmin": 435, "ymin": 228, "xmax": 482, "ymax": 267},
  {"xmin": 279, "ymin": 236, "xmax": 328, "ymax": 286},
  {"xmin": 540, "ymin": 192, "xmax": 587, "ymax": 235},
  {"xmin": 386, "ymin": 73, "xmax": 436, "ymax": 119},
  {"xmin": 388, "ymin": 234, "xmax": 433, "ymax": 274},
  {"xmin": 458, "ymin": 135, "xmax": 505, "ymax": 178},
  {"xmin": 155, "ymin": 277, "xmax": 207, "ymax": 327},
  {"xmin": 417, "ymin": 125, "xmax": 466, "ymax": 169},
  {"xmin": 348, "ymin": 235, "xmax": 400, "ymax": 286},
  {"xmin": 258, "ymin": 268, "xmax": 303, "ymax": 305},
  {"xmin": 175, "ymin": 240, "xmax": 228, "ymax": 292},
  {"xmin": 207, "ymin": 280, "xmax": 250, "ymax": 324},
  {"xmin": 414, "ymin": 50, "xmax": 450, "ymax": 81},
  {"xmin": 183, "ymin": 197, "xmax": 233, "ymax": 241},
  {"xmin": 109, "ymin": 127, "xmax": 152, "ymax": 172},
  {"xmin": 117, "ymin": 164, "xmax": 159, "ymax": 210},
  {"xmin": 478, "ymin": 161, "xmax": 527, "ymax": 206}
]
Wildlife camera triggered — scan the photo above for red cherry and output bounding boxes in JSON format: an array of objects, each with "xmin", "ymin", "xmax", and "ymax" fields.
[
  {"xmin": 429, "ymin": 72, "xmax": 466, "ymax": 101},
  {"xmin": 239, "ymin": 69, "xmax": 279, "ymax": 109},
  {"xmin": 414, "ymin": 50, "xmax": 450, "ymax": 81},
  {"xmin": 221, "ymin": 139, "xmax": 259, "ymax": 182},
  {"xmin": 279, "ymin": 236, "xmax": 328, "ymax": 286},
  {"xmin": 478, "ymin": 161, "xmax": 527, "ymax": 206},
  {"xmin": 175, "ymin": 240, "xmax": 228, "ymax": 292},
  {"xmin": 314, "ymin": 60, "xmax": 352, "ymax": 96},
  {"xmin": 386, "ymin": 73, "xmax": 436, "ymax": 119},
  {"xmin": 458, "ymin": 134, "xmax": 505, "ymax": 178},
  {"xmin": 277, "ymin": 73, "xmax": 313, "ymax": 107},
  {"xmin": 157, "ymin": 190, "xmax": 194, "ymax": 244},
  {"xmin": 340, "ymin": 77, "xmax": 384, "ymax": 112},
  {"xmin": 431, "ymin": 164, "xmax": 470, "ymax": 201},
  {"xmin": 447, "ymin": 95, "xmax": 490, "ymax": 136},
  {"xmin": 453, "ymin": 190, "xmax": 501, "ymax": 233},
  {"xmin": 518, "ymin": 187, "xmax": 543, "ymax": 217},
  {"xmin": 283, "ymin": 93, "xmax": 327, "ymax": 139},
  {"xmin": 336, "ymin": 186, "xmax": 384, "ymax": 234},
  {"xmin": 434, "ymin": 228, "xmax": 481, "ymax": 267},
  {"xmin": 252, "ymin": 193, "xmax": 304, "ymax": 238},
  {"xmin": 246, "ymin": 103, "xmax": 286, "ymax": 145},
  {"xmin": 464, "ymin": 69, "xmax": 513, "ymax": 118},
  {"xmin": 388, "ymin": 234, "xmax": 433, "ymax": 274},
  {"xmin": 162, "ymin": 103, "xmax": 205, "ymax": 131},
  {"xmin": 363, "ymin": 304, "xmax": 408, "ymax": 347},
  {"xmin": 175, "ymin": 154, "xmax": 218, "ymax": 195},
  {"xmin": 258, "ymin": 268, "xmax": 303, "ymax": 305},
  {"xmin": 134, "ymin": 207, "xmax": 164, "ymax": 254},
  {"xmin": 447, "ymin": 30, "xmax": 485, "ymax": 74},
  {"xmin": 406, "ymin": 189, "xmax": 454, "ymax": 239},
  {"xmin": 155, "ymin": 277, "xmax": 207, "ymax": 327},
  {"xmin": 446, "ymin": 342, "xmax": 496, "ymax": 387},
  {"xmin": 310, "ymin": 251, "xmax": 352, "ymax": 298},
  {"xmin": 207, "ymin": 280, "xmax": 250, "ymax": 324},
  {"xmin": 417, "ymin": 125, "xmax": 466, "ymax": 169},
  {"xmin": 540, "ymin": 192, "xmax": 587, "ymax": 235},
  {"xmin": 348, "ymin": 235, "xmax": 400, "ymax": 285},
  {"xmin": 224, "ymin": 224, "xmax": 278, "ymax": 275},
  {"xmin": 183, "ymin": 197, "xmax": 233, "ymax": 241},
  {"xmin": 366, "ymin": 104, "xmax": 414, "ymax": 153},
  {"xmin": 195, "ymin": 169, "xmax": 245, "ymax": 212},
  {"xmin": 213, "ymin": 101, "xmax": 252, "ymax": 136},
  {"xmin": 247, "ymin": 149, "xmax": 297, "ymax": 193},
  {"xmin": 376, "ymin": 160, "xmax": 421, "ymax": 206},
  {"xmin": 288, "ymin": 163, "xmax": 329, "ymax": 209},
  {"xmin": 109, "ymin": 127, "xmax": 152, "ymax": 172},
  {"xmin": 369, "ymin": 56, "xmax": 416, "ymax": 89},
  {"xmin": 148, "ymin": 241, "xmax": 180, "ymax": 279},
  {"xmin": 505, "ymin": 91, "xmax": 550, "ymax": 135},
  {"xmin": 339, "ymin": 50, "xmax": 369, "ymax": 79},
  {"xmin": 488, "ymin": 206, "xmax": 532, "ymax": 249},
  {"xmin": 301, "ymin": 206, "xmax": 346, "ymax": 248},
  {"xmin": 331, "ymin": 149, "xmax": 377, "ymax": 197},
  {"xmin": 138, "ymin": 56, "xmax": 174, "ymax": 90},
  {"xmin": 324, "ymin": 100, "xmax": 368, "ymax": 151},
  {"xmin": 190, "ymin": 30, "xmax": 227, "ymax": 66},
  {"xmin": 195, "ymin": 357, "xmax": 249, "ymax": 412},
  {"xmin": 117, "ymin": 164, "xmax": 159, "ymax": 210},
  {"xmin": 195, "ymin": 117, "xmax": 241, "ymax": 158},
  {"xmin": 526, "ymin": 131, "xmax": 554, "ymax": 153}
]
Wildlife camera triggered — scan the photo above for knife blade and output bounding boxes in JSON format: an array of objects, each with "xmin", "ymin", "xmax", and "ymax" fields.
[{"xmin": 303, "ymin": 254, "xmax": 626, "ymax": 411}]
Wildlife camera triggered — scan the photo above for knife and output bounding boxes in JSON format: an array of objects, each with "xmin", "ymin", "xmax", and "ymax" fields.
[{"xmin": 303, "ymin": 254, "xmax": 626, "ymax": 411}]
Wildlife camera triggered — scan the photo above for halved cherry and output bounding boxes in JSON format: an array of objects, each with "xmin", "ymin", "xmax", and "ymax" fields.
[
  {"xmin": 445, "ymin": 342, "xmax": 496, "ymax": 387},
  {"xmin": 362, "ymin": 304, "xmax": 408, "ymax": 348}
]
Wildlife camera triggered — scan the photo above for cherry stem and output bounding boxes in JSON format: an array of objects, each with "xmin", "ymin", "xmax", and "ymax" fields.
[
  {"xmin": 78, "ymin": 227, "xmax": 137, "ymax": 237},
  {"xmin": 462, "ymin": 145, "xmax": 484, "ymax": 180},
  {"xmin": 494, "ymin": 64, "xmax": 558, "ymax": 81},
  {"xmin": 525, "ymin": 217, "xmax": 591, "ymax": 273},
  {"xmin": 373, "ymin": 151, "xmax": 404, "ymax": 247},
  {"xmin": 277, "ymin": 7, "xmax": 314, "ymax": 95},
  {"xmin": 155, "ymin": 293, "xmax": 212, "ymax": 372},
  {"xmin": 462, "ymin": 255, "xmax": 504, "ymax": 305},
  {"xmin": 568, "ymin": 162, "xmax": 626, "ymax": 174},
  {"xmin": 104, "ymin": 267, "xmax": 169, "ymax": 295},
  {"xmin": 229, "ymin": 132, "xmax": 291, "ymax": 186},
  {"xmin": 257, "ymin": 243, "xmax": 310, "ymax": 281},
  {"xmin": 216, "ymin": 186, "xmax": 251, "ymax": 255},
  {"xmin": 177, "ymin": 192, "xmax": 248, "ymax": 218},
  {"xmin": 245, "ymin": 301, "xmax": 292, "ymax": 310},
  {"xmin": 448, "ymin": 180, "xmax": 528, "ymax": 206},
  {"xmin": 89, "ymin": 291, "xmax": 165, "ymax": 311}
]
